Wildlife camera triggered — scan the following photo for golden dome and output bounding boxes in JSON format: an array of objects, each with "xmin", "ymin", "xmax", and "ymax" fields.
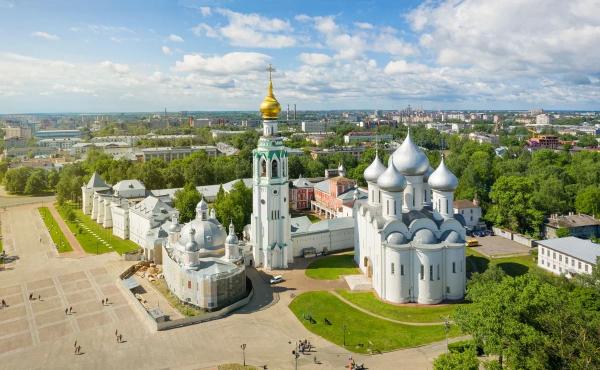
[{"xmin": 259, "ymin": 80, "xmax": 281, "ymax": 120}]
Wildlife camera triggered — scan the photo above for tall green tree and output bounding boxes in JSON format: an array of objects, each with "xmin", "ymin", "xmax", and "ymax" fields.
[
  {"xmin": 24, "ymin": 169, "xmax": 47, "ymax": 195},
  {"xmin": 173, "ymin": 183, "xmax": 201, "ymax": 223},
  {"xmin": 213, "ymin": 180, "xmax": 252, "ymax": 234},
  {"xmin": 575, "ymin": 185, "xmax": 600, "ymax": 218}
]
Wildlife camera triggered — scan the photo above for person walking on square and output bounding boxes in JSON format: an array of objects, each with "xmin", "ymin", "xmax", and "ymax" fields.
[
  {"xmin": 65, "ymin": 308, "xmax": 69, "ymax": 315},
  {"xmin": 29, "ymin": 293, "xmax": 33, "ymax": 300},
  {"xmin": 74, "ymin": 339, "xmax": 77, "ymax": 348},
  {"xmin": 69, "ymin": 306, "xmax": 73, "ymax": 314},
  {"xmin": 102, "ymin": 299, "xmax": 105, "ymax": 306}
]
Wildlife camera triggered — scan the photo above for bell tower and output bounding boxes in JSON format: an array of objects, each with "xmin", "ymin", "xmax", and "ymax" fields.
[{"xmin": 250, "ymin": 65, "xmax": 292, "ymax": 270}]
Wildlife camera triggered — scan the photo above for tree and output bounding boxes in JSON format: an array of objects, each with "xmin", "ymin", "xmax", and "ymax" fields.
[
  {"xmin": 173, "ymin": 183, "xmax": 201, "ymax": 223},
  {"xmin": 213, "ymin": 180, "xmax": 252, "ymax": 234},
  {"xmin": 575, "ymin": 185, "xmax": 600, "ymax": 218},
  {"xmin": 555, "ymin": 228, "xmax": 571, "ymax": 238},
  {"xmin": 433, "ymin": 350, "xmax": 479, "ymax": 370},
  {"xmin": 485, "ymin": 175, "xmax": 544, "ymax": 237},
  {"xmin": 3, "ymin": 167, "xmax": 32, "ymax": 194},
  {"xmin": 24, "ymin": 169, "xmax": 47, "ymax": 195}
]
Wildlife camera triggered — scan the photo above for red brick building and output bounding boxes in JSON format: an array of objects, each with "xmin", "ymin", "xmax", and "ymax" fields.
[{"xmin": 289, "ymin": 177, "xmax": 315, "ymax": 210}]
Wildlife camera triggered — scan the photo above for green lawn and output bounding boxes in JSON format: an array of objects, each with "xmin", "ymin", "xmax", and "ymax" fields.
[
  {"xmin": 305, "ymin": 253, "xmax": 359, "ymax": 280},
  {"xmin": 466, "ymin": 247, "xmax": 537, "ymax": 277},
  {"xmin": 38, "ymin": 207, "xmax": 73, "ymax": 253},
  {"xmin": 289, "ymin": 291, "xmax": 460, "ymax": 354},
  {"xmin": 56, "ymin": 203, "xmax": 139, "ymax": 255},
  {"xmin": 337, "ymin": 290, "xmax": 465, "ymax": 323}
]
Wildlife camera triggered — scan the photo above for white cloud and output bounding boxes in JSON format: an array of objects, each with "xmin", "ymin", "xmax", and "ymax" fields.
[
  {"xmin": 200, "ymin": 6, "xmax": 211, "ymax": 16},
  {"xmin": 299, "ymin": 53, "xmax": 332, "ymax": 66},
  {"xmin": 354, "ymin": 22, "xmax": 373, "ymax": 30},
  {"xmin": 100, "ymin": 61, "xmax": 130, "ymax": 74},
  {"xmin": 168, "ymin": 34, "xmax": 184, "ymax": 43},
  {"xmin": 161, "ymin": 46, "xmax": 172, "ymax": 55},
  {"xmin": 192, "ymin": 23, "xmax": 219, "ymax": 38},
  {"xmin": 193, "ymin": 8, "xmax": 296, "ymax": 48},
  {"xmin": 32, "ymin": 31, "xmax": 60, "ymax": 41},
  {"xmin": 407, "ymin": 0, "xmax": 600, "ymax": 76},
  {"xmin": 384, "ymin": 60, "xmax": 429, "ymax": 75},
  {"xmin": 173, "ymin": 52, "xmax": 271, "ymax": 74},
  {"xmin": 87, "ymin": 24, "xmax": 134, "ymax": 34}
]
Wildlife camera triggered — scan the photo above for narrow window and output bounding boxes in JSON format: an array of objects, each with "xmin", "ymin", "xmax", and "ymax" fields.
[
  {"xmin": 429, "ymin": 265, "xmax": 433, "ymax": 281},
  {"xmin": 261, "ymin": 159, "xmax": 267, "ymax": 176},
  {"xmin": 187, "ymin": 281, "xmax": 191, "ymax": 289},
  {"xmin": 391, "ymin": 263, "xmax": 395, "ymax": 275},
  {"xmin": 452, "ymin": 262, "xmax": 456, "ymax": 274},
  {"xmin": 272, "ymin": 159, "xmax": 279, "ymax": 178},
  {"xmin": 400, "ymin": 264, "xmax": 404, "ymax": 276},
  {"xmin": 437, "ymin": 264, "xmax": 440, "ymax": 280},
  {"xmin": 386, "ymin": 200, "xmax": 389, "ymax": 214},
  {"xmin": 559, "ymin": 255, "xmax": 562, "ymax": 262},
  {"xmin": 585, "ymin": 264, "xmax": 589, "ymax": 272},
  {"xmin": 420, "ymin": 264, "xmax": 424, "ymax": 280}
]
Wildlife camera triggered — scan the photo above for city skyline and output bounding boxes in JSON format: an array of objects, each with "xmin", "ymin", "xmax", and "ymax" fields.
[{"xmin": 1, "ymin": 0, "xmax": 600, "ymax": 113}]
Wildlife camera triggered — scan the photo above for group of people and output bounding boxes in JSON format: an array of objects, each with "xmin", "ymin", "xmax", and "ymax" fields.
[
  {"xmin": 298, "ymin": 339, "xmax": 312, "ymax": 354},
  {"xmin": 28, "ymin": 293, "xmax": 41, "ymax": 301},
  {"xmin": 115, "ymin": 329, "xmax": 125, "ymax": 343},
  {"xmin": 65, "ymin": 306, "xmax": 74, "ymax": 315}
]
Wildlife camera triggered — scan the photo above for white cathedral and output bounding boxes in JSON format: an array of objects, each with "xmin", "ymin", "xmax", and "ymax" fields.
[{"xmin": 248, "ymin": 70, "xmax": 466, "ymax": 304}]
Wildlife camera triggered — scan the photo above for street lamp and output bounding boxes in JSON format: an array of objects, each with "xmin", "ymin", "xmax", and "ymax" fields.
[
  {"xmin": 240, "ymin": 344, "xmax": 246, "ymax": 367},
  {"xmin": 443, "ymin": 316, "xmax": 450, "ymax": 353},
  {"xmin": 289, "ymin": 340, "xmax": 299, "ymax": 370},
  {"xmin": 343, "ymin": 323, "xmax": 348, "ymax": 347}
]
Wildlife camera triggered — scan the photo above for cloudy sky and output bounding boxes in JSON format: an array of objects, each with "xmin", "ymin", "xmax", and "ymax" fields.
[{"xmin": 0, "ymin": 0, "xmax": 599, "ymax": 113}]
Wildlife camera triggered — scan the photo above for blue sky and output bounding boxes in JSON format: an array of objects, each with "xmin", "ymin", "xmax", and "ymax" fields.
[{"xmin": 0, "ymin": 0, "xmax": 599, "ymax": 113}]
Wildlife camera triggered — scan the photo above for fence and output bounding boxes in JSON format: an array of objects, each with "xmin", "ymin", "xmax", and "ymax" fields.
[{"xmin": 492, "ymin": 227, "xmax": 534, "ymax": 248}]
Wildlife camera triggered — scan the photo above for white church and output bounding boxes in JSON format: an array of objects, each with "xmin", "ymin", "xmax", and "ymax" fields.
[{"xmin": 247, "ymin": 70, "xmax": 466, "ymax": 304}]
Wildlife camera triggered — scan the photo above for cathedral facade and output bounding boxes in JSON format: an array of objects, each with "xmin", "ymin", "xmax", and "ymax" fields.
[{"xmin": 354, "ymin": 134, "xmax": 466, "ymax": 304}]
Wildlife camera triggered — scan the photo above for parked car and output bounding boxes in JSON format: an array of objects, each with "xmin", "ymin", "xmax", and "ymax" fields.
[
  {"xmin": 466, "ymin": 239, "xmax": 479, "ymax": 247},
  {"xmin": 270, "ymin": 275, "xmax": 284, "ymax": 284}
]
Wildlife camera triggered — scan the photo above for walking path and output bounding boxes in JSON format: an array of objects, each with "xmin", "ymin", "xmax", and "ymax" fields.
[
  {"xmin": 46, "ymin": 204, "xmax": 86, "ymax": 258},
  {"xmin": 330, "ymin": 291, "xmax": 447, "ymax": 326}
]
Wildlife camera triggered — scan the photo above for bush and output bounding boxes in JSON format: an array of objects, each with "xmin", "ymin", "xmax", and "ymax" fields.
[
  {"xmin": 448, "ymin": 340, "xmax": 475, "ymax": 354},
  {"xmin": 434, "ymin": 350, "xmax": 479, "ymax": 370}
]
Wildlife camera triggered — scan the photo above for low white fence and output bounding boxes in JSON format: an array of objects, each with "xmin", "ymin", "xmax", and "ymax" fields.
[{"xmin": 492, "ymin": 227, "xmax": 534, "ymax": 248}]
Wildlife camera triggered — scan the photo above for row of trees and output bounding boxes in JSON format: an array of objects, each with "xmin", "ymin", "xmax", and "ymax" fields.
[
  {"xmin": 444, "ymin": 264, "xmax": 600, "ymax": 369},
  {"xmin": 3, "ymin": 166, "xmax": 58, "ymax": 195}
]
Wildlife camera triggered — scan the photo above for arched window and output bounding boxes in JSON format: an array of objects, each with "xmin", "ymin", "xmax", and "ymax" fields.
[
  {"xmin": 260, "ymin": 158, "xmax": 267, "ymax": 177},
  {"xmin": 272, "ymin": 159, "xmax": 279, "ymax": 178}
]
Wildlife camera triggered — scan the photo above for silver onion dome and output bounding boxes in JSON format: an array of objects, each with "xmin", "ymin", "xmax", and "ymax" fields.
[
  {"xmin": 225, "ymin": 222, "xmax": 239, "ymax": 245},
  {"xmin": 363, "ymin": 153, "xmax": 386, "ymax": 183},
  {"xmin": 377, "ymin": 157, "xmax": 407, "ymax": 192},
  {"xmin": 428, "ymin": 156, "xmax": 458, "ymax": 191},
  {"xmin": 392, "ymin": 130, "xmax": 430, "ymax": 176}
]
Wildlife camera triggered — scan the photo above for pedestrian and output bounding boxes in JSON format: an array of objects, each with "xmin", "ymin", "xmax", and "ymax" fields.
[
  {"xmin": 65, "ymin": 308, "xmax": 69, "ymax": 315},
  {"xmin": 105, "ymin": 297, "xmax": 109, "ymax": 304},
  {"xmin": 314, "ymin": 355, "xmax": 317, "ymax": 364},
  {"xmin": 77, "ymin": 345, "xmax": 81, "ymax": 355},
  {"xmin": 29, "ymin": 293, "xmax": 33, "ymax": 300},
  {"xmin": 119, "ymin": 334, "xmax": 122, "ymax": 343},
  {"xmin": 116, "ymin": 335, "xmax": 119, "ymax": 343},
  {"xmin": 1, "ymin": 299, "xmax": 5, "ymax": 307},
  {"xmin": 74, "ymin": 340, "xmax": 77, "ymax": 348},
  {"xmin": 69, "ymin": 306, "xmax": 73, "ymax": 314},
  {"xmin": 115, "ymin": 329, "xmax": 118, "ymax": 336},
  {"xmin": 38, "ymin": 294, "xmax": 41, "ymax": 301},
  {"xmin": 102, "ymin": 299, "xmax": 105, "ymax": 306}
]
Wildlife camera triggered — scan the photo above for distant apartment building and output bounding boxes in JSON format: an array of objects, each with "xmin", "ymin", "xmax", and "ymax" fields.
[
  {"xmin": 537, "ymin": 237, "xmax": 600, "ymax": 277},
  {"xmin": 34, "ymin": 129, "xmax": 81, "ymax": 139},
  {"xmin": 527, "ymin": 135, "xmax": 560, "ymax": 149},
  {"xmin": 544, "ymin": 213, "xmax": 600, "ymax": 239},
  {"xmin": 192, "ymin": 118, "xmax": 212, "ymax": 128},
  {"xmin": 343, "ymin": 132, "xmax": 393, "ymax": 144},
  {"xmin": 211, "ymin": 130, "xmax": 248, "ymax": 139},
  {"xmin": 4, "ymin": 125, "xmax": 32, "ymax": 140},
  {"xmin": 38, "ymin": 137, "xmax": 84, "ymax": 150},
  {"xmin": 301, "ymin": 121, "xmax": 326, "ymax": 133},
  {"xmin": 141, "ymin": 146, "xmax": 217, "ymax": 162},
  {"xmin": 468, "ymin": 132, "xmax": 499, "ymax": 145},
  {"xmin": 310, "ymin": 146, "xmax": 366, "ymax": 160},
  {"xmin": 536, "ymin": 113, "xmax": 553, "ymax": 125}
]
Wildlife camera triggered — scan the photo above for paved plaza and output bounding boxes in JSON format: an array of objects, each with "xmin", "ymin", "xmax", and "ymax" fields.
[
  {"xmin": 0, "ymin": 203, "xmax": 453, "ymax": 369},
  {"xmin": 473, "ymin": 235, "xmax": 531, "ymax": 257}
]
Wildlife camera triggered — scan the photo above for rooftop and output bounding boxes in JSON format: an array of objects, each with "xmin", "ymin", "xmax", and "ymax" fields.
[
  {"xmin": 537, "ymin": 237, "xmax": 600, "ymax": 264},
  {"xmin": 546, "ymin": 213, "xmax": 600, "ymax": 228}
]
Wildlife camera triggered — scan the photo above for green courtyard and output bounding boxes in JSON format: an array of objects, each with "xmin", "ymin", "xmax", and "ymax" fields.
[
  {"xmin": 466, "ymin": 247, "xmax": 537, "ymax": 277},
  {"xmin": 336, "ymin": 290, "xmax": 464, "ymax": 323},
  {"xmin": 38, "ymin": 207, "xmax": 73, "ymax": 253},
  {"xmin": 56, "ymin": 202, "xmax": 139, "ymax": 255},
  {"xmin": 305, "ymin": 253, "xmax": 358, "ymax": 280},
  {"xmin": 289, "ymin": 291, "xmax": 460, "ymax": 354}
]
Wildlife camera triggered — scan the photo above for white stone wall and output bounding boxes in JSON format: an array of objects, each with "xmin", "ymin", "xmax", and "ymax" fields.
[
  {"xmin": 111, "ymin": 204, "xmax": 129, "ymax": 239},
  {"xmin": 291, "ymin": 226, "xmax": 354, "ymax": 257},
  {"xmin": 129, "ymin": 212, "xmax": 152, "ymax": 249}
]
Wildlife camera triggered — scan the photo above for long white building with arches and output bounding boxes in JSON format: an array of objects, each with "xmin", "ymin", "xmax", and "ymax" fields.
[{"xmin": 354, "ymin": 132, "xmax": 466, "ymax": 304}]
